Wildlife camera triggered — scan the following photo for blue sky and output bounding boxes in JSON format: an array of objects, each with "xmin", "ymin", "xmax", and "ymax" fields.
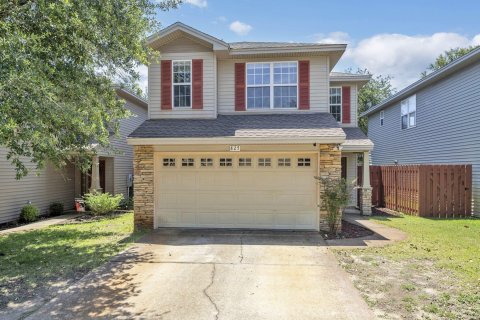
[{"xmin": 145, "ymin": 0, "xmax": 480, "ymax": 90}]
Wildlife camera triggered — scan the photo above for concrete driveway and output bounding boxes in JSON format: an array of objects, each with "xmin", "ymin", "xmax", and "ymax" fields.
[{"xmin": 28, "ymin": 230, "xmax": 374, "ymax": 320}]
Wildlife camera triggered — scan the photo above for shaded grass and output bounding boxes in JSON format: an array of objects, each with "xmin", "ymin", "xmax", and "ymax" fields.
[{"xmin": 0, "ymin": 212, "xmax": 144, "ymax": 308}]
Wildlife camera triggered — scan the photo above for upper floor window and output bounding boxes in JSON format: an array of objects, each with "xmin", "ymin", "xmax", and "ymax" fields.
[
  {"xmin": 329, "ymin": 87, "xmax": 342, "ymax": 122},
  {"xmin": 173, "ymin": 60, "xmax": 191, "ymax": 108},
  {"xmin": 401, "ymin": 95, "xmax": 416, "ymax": 129},
  {"xmin": 246, "ymin": 62, "xmax": 297, "ymax": 109},
  {"xmin": 380, "ymin": 111, "xmax": 384, "ymax": 126}
]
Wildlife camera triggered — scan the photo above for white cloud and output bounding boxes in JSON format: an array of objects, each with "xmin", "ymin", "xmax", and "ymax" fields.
[
  {"xmin": 184, "ymin": 0, "xmax": 207, "ymax": 8},
  {"xmin": 229, "ymin": 21, "xmax": 253, "ymax": 36},
  {"xmin": 315, "ymin": 32, "xmax": 350, "ymax": 44},
  {"xmin": 329, "ymin": 32, "xmax": 480, "ymax": 89}
]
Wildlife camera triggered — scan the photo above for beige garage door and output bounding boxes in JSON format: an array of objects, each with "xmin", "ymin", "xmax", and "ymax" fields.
[{"xmin": 154, "ymin": 153, "xmax": 319, "ymax": 230}]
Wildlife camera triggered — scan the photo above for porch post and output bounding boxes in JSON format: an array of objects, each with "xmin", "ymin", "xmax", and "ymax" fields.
[
  {"xmin": 90, "ymin": 155, "xmax": 102, "ymax": 192},
  {"xmin": 361, "ymin": 151, "xmax": 372, "ymax": 215}
]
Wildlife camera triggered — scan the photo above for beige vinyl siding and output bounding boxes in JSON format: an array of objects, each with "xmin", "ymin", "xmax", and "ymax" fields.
[
  {"xmin": 330, "ymin": 82, "xmax": 358, "ymax": 127},
  {"xmin": 0, "ymin": 149, "xmax": 75, "ymax": 224},
  {"xmin": 217, "ymin": 56, "xmax": 329, "ymax": 114},
  {"xmin": 101, "ymin": 100, "xmax": 147, "ymax": 197},
  {"xmin": 149, "ymin": 38, "xmax": 216, "ymax": 119}
]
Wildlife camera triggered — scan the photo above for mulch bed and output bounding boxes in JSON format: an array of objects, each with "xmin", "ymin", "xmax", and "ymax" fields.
[
  {"xmin": 0, "ymin": 215, "xmax": 51, "ymax": 232},
  {"xmin": 68, "ymin": 210, "xmax": 131, "ymax": 224},
  {"xmin": 321, "ymin": 220, "xmax": 374, "ymax": 240}
]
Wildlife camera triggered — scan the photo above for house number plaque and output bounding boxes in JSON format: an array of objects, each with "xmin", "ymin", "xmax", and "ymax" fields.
[{"xmin": 229, "ymin": 145, "xmax": 241, "ymax": 152}]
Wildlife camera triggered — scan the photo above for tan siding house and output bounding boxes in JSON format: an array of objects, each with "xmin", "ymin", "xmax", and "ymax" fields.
[
  {"xmin": 129, "ymin": 22, "xmax": 374, "ymax": 232},
  {"xmin": 0, "ymin": 89, "xmax": 147, "ymax": 224}
]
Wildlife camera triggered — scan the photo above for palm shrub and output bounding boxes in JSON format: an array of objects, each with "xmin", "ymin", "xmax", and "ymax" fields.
[
  {"xmin": 84, "ymin": 192, "xmax": 123, "ymax": 216},
  {"xmin": 20, "ymin": 204, "xmax": 39, "ymax": 222},
  {"xmin": 317, "ymin": 178, "xmax": 351, "ymax": 234}
]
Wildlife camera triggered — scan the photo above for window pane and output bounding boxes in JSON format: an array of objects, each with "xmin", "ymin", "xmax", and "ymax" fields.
[
  {"xmin": 247, "ymin": 86, "xmax": 270, "ymax": 109},
  {"xmin": 173, "ymin": 61, "xmax": 191, "ymax": 84},
  {"xmin": 174, "ymin": 85, "xmax": 191, "ymax": 107},
  {"xmin": 401, "ymin": 100, "xmax": 409, "ymax": 116},
  {"xmin": 409, "ymin": 112, "xmax": 416, "ymax": 127},
  {"xmin": 273, "ymin": 62, "xmax": 297, "ymax": 85},
  {"xmin": 246, "ymin": 63, "xmax": 270, "ymax": 85},
  {"xmin": 273, "ymin": 86, "xmax": 297, "ymax": 108},
  {"xmin": 401, "ymin": 115, "xmax": 408, "ymax": 129},
  {"xmin": 329, "ymin": 88, "xmax": 342, "ymax": 122}
]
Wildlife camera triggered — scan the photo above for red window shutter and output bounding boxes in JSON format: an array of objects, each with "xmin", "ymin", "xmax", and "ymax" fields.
[
  {"xmin": 298, "ymin": 60, "xmax": 310, "ymax": 110},
  {"xmin": 235, "ymin": 63, "xmax": 246, "ymax": 111},
  {"xmin": 192, "ymin": 59, "xmax": 203, "ymax": 109},
  {"xmin": 342, "ymin": 86, "xmax": 351, "ymax": 123},
  {"xmin": 161, "ymin": 60, "xmax": 172, "ymax": 110}
]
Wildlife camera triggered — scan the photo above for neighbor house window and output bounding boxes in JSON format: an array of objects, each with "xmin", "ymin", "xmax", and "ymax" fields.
[
  {"xmin": 401, "ymin": 95, "xmax": 416, "ymax": 129},
  {"xmin": 246, "ymin": 62, "xmax": 297, "ymax": 109},
  {"xmin": 329, "ymin": 87, "xmax": 342, "ymax": 122},
  {"xmin": 172, "ymin": 60, "xmax": 191, "ymax": 108},
  {"xmin": 380, "ymin": 111, "xmax": 384, "ymax": 126}
]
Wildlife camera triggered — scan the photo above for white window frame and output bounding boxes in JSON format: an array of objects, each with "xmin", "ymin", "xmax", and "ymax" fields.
[
  {"xmin": 380, "ymin": 111, "xmax": 384, "ymax": 126},
  {"xmin": 401, "ymin": 95, "xmax": 416, "ymax": 129},
  {"xmin": 329, "ymin": 87, "xmax": 342, "ymax": 123},
  {"xmin": 172, "ymin": 60, "xmax": 192, "ymax": 109},
  {"xmin": 245, "ymin": 61, "xmax": 299, "ymax": 110}
]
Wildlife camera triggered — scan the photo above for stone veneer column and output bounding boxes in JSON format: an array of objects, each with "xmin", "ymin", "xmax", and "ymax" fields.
[
  {"xmin": 318, "ymin": 144, "xmax": 342, "ymax": 232},
  {"xmin": 360, "ymin": 151, "xmax": 372, "ymax": 216},
  {"xmin": 133, "ymin": 145, "xmax": 154, "ymax": 229}
]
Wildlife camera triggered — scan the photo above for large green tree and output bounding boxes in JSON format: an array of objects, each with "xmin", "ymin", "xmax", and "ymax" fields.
[
  {"xmin": 421, "ymin": 46, "xmax": 479, "ymax": 77},
  {"xmin": 351, "ymin": 68, "xmax": 395, "ymax": 134},
  {"xmin": 0, "ymin": 0, "xmax": 180, "ymax": 178}
]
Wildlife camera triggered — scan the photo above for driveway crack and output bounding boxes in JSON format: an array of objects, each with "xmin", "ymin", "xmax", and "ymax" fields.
[
  {"xmin": 239, "ymin": 235, "xmax": 244, "ymax": 264},
  {"xmin": 203, "ymin": 263, "xmax": 220, "ymax": 320}
]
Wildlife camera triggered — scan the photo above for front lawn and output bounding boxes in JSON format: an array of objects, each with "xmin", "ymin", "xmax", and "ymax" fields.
[
  {"xmin": 334, "ymin": 214, "xmax": 480, "ymax": 319},
  {"xmin": 0, "ymin": 212, "xmax": 143, "ymax": 313}
]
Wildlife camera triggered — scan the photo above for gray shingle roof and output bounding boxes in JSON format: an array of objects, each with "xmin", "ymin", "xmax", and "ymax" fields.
[
  {"xmin": 342, "ymin": 127, "xmax": 373, "ymax": 146},
  {"xmin": 129, "ymin": 113, "xmax": 344, "ymax": 139}
]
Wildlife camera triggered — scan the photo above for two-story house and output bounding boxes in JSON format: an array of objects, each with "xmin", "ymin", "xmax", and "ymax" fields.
[
  {"xmin": 361, "ymin": 47, "xmax": 480, "ymax": 217},
  {"xmin": 128, "ymin": 22, "xmax": 373, "ymax": 231}
]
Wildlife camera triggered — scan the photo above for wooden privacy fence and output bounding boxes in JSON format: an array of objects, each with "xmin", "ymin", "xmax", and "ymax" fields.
[{"xmin": 370, "ymin": 165, "xmax": 472, "ymax": 217}]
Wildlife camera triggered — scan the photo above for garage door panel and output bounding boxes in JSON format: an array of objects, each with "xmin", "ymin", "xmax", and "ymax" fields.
[{"xmin": 155, "ymin": 153, "xmax": 318, "ymax": 230}]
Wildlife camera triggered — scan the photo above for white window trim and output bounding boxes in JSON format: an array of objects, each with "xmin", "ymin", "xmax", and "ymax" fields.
[
  {"xmin": 245, "ymin": 61, "xmax": 299, "ymax": 110},
  {"xmin": 329, "ymin": 86, "xmax": 342, "ymax": 123},
  {"xmin": 172, "ymin": 60, "xmax": 192, "ymax": 109},
  {"xmin": 401, "ymin": 94, "xmax": 416, "ymax": 129},
  {"xmin": 380, "ymin": 110, "xmax": 384, "ymax": 126}
]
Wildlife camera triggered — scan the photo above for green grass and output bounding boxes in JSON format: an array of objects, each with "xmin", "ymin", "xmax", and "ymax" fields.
[
  {"xmin": 0, "ymin": 212, "xmax": 144, "ymax": 308},
  {"xmin": 370, "ymin": 214, "xmax": 480, "ymax": 283}
]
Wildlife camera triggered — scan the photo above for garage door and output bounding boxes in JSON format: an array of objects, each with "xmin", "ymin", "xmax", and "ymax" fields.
[{"xmin": 154, "ymin": 153, "xmax": 318, "ymax": 230}]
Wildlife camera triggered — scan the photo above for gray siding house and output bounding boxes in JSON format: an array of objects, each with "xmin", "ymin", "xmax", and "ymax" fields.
[
  {"xmin": 0, "ymin": 88, "xmax": 147, "ymax": 224},
  {"xmin": 361, "ymin": 47, "xmax": 480, "ymax": 216}
]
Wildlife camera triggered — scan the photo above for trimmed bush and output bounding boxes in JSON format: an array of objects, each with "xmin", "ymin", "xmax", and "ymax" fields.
[
  {"xmin": 84, "ymin": 192, "xmax": 123, "ymax": 216},
  {"xmin": 20, "ymin": 204, "xmax": 39, "ymax": 222},
  {"xmin": 49, "ymin": 202, "xmax": 64, "ymax": 216}
]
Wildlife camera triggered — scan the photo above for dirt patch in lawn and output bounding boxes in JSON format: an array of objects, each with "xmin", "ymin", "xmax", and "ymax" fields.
[
  {"xmin": 321, "ymin": 220, "xmax": 374, "ymax": 240},
  {"xmin": 334, "ymin": 250, "xmax": 480, "ymax": 319}
]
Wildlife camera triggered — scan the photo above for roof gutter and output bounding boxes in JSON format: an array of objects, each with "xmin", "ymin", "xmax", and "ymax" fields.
[{"xmin": 127, "ymin": 136, "xmax": 346, "ymax": 146}]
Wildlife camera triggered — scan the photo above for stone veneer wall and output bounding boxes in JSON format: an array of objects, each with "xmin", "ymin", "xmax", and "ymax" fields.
[
  {"xmin": 133, "ymin": 145, "xmax": 154, "ymax": 229},
  {"xmin": 360, "ymin": 187, "xmax": 372, "ymax": 216},
  {"xmin": 318, "ymin": 144, "xmax": 342, "ymax": 232}
]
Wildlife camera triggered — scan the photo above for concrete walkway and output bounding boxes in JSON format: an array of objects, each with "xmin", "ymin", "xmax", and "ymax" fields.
[
  {"xmin": 27, "ymin": 230, "xmax": 374, "ymax": 320},
  {"xmin": 0, "ymin": 213, "xmax": 77, "ymax": 236},
  {"xmin": 326, "ymin": 213, "xmax": 408, "ymax": 248}
]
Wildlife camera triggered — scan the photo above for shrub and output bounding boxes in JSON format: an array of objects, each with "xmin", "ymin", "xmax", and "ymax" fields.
[
  {"xmin": 316, "ymin": 177, "xmax": 351, "ymax": 234},
  {"xmin": 49, "ymin": 202, "xmax": 64, "ymax": 216},
  {"xmin": 84, "ymin": 192, "xmax": 123, "ymax": 215},
  {"xmin": 119, "ymin": 197, "xmax": 134, "ymax": 210},
  {"xmin": 20, "ymin": 204, "xmax": 39, "ymax": 222}
]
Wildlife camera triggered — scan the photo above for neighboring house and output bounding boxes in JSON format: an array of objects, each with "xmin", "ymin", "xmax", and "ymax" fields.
[
  {"xmin": 361, "ymin": 47, "xmax": 480, "ymax": 216},
  {"xmin": 128, "ymin": 22, "xmax": 373, "ymax": 232},
  {"xmin": 0, "ymin": 88, "xmax": 147, "ymax": 224}
]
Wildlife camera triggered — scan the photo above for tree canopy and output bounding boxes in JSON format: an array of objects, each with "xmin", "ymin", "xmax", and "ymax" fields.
[
  {"xmin": 352, "ymin": 69, "xmax": 395, "ymax": 133},
  {"xmin": 421, "ymin": 46, "xmax": 479, "ymax": 77},
  {"xmin": 0, "ymin": 0, "xmax": 180, "ymax": 178}
]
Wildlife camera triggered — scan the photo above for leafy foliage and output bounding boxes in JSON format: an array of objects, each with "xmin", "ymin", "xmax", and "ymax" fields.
[
  {"xmin": 20, "ymin": 204, "xmax": 39, "ymax": 222},
  {"xmin": 49, "ymin": 202, "xmax": 64, "ymax": 216},
  {"xmin": 421, "ymin": 46, "xmax": 479, "ymax": 77},
  {"xmin": 317, "ymin": 178, "xmax": 351, "ymax": 233},
  {"xmin": 84, "ymin": 192, "xmax": 123, "ymax": 215},
  {"xmin": 349, "ymin": 68, "xmax": 395, "ymax": 134},
  {"xmin": 0, "ymin": 0, "xmax": 180, "ymax": 178}
]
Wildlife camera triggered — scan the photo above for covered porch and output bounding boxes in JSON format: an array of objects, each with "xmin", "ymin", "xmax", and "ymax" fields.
[
  {"xmin": 341, "ymin": 128, "xmax": 374, "ymax": 215},
  {"xmin": 74, "ymin": 155, "xmax": 115, "ymax": 197}
]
